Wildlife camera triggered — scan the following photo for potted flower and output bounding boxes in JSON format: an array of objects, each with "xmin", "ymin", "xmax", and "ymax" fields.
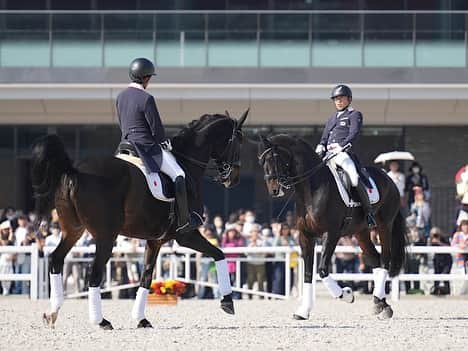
[{"xmin": 148, "ymin": 279, "xmax": 187, "ymax": 305}]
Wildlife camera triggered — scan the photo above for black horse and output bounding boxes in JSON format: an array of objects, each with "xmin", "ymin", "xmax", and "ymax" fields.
[
  {"xmin": 258, "ymin": 135, "xmax": 405, "ymax": 319},
  {"xmin": 32, "ymin": 111, "xmax": 249, "ymax": 330}
]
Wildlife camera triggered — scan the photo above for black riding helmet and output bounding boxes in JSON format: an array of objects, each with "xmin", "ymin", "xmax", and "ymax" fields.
[
  {"xmin": 129, "ymin": 57, "xmax": 156, "ymax": 84},
  {"xmin": 330, "ymin": 84, "xmax": 352, "ymax": 100}
]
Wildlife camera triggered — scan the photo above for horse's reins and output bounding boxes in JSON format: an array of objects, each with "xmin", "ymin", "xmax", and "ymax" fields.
[{"xmin": 259, "ymin": 143, "xmax": 350, "ymax": 189}]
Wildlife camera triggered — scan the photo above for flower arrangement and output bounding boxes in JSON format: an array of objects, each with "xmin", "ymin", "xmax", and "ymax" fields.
[{"xmin": 150, "ymin": 279, "xmax": 186, "ymax": 296}]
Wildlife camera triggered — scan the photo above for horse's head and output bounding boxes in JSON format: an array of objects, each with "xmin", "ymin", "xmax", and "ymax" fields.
[
  {"xmin": 257, "ymin": 135, "xmax": 295, "ymax": 198},
  {"xmin": 209, "ymin": 109, "xmax": 249, "ymax": 188},
  {"xmin": 173, "ymin": 108, "xmax": 249, "ymax": 188}
]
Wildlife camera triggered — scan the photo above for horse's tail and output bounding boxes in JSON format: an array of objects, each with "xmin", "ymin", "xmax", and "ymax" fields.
[
  {"xmin": 389, "ymin": 209, "xmax": 407, "ymax": 277},
  {"xmin": 31, "ymin": 134, "xmax": 77, "ymax": 217}
]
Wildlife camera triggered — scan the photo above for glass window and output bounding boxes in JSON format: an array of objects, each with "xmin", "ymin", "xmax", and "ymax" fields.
[
  {"xmin": 312, "ymin": 32, "xmax": 361, "ymax": 67},
  {"xmin": 104, "ymin": 31, "xmax": 154, "ymax": 67},
  {"xmin": 52, "ymin": 32, "xmax": 102, "ymax": 67},
  {"xmin": 260, "ymin": 14, "xmax": 309, "ymax": 67},
  {"xmin": 364, "ymin": 31, "xmax": 413, "ymax": 67}
]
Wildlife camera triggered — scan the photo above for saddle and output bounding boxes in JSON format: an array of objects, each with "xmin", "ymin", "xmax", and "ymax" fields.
[
  {"xmin": 115, "ymin": 141, "xmax": 175, "ymax": 202},
  {"xmin": 327, "ymin": 158, "xmax": 380, "ymax": 208}
]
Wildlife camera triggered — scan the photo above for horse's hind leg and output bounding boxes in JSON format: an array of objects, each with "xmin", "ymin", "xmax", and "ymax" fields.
[
  {"xmin": 372, "ymin": 223, "xmax": 394, "ymax": 319},
  {"xmin": 176, "ymin": 230, "xmax": 234, "ymax": 315},
  {"xmin": 44, "ymin": 223, "xmax": 83, "ymax": 328},
  {"xmin": 88, "ymin": 240, "xmax": 115, "ymax": 330},
  {"xmin": 131, "ymin": 240, "xmax": 162, "ymax": 328}
]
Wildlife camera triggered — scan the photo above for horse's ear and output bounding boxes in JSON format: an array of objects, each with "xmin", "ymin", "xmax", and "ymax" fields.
[
  {"xmin": 225, "ymin": 110, "xmax": 231, "ymax": 119},
  {"xmin": 237, "ymin": 108, "xmax": 249, "ymax": 129},
  {"xmin": 258, "ymin": 134, "xmax": 269, "ymax": 146}
]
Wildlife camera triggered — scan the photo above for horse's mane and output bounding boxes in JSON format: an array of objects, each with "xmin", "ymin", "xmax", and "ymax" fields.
[{"xmin": 172, "ymin": 113, "xmax": 230, "ymax": 148}]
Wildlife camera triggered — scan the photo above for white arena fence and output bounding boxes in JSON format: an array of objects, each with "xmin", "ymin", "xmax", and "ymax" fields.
[{"xmin": 1, "ymin": 244, "xmax": 467, "ymax": 301}]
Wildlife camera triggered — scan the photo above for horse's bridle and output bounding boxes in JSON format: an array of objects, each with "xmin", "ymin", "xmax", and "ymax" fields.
[
  {"xmin": 174, "ymin": 120, "xmax": 243, "ymax": 183},
  {"xmin": 259, "ymin": 143, "xmax": 332, "ymax": 191},
  {"xmin": 258, "ymin": 145, "xmax": 294, "ymax": 190}
]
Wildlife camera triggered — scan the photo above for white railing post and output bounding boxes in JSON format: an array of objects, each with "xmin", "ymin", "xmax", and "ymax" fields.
[
  {"xmin": 156, "ymin": 254, "xmax": 162, "ymax": 280},
  {"xmin": 312, "ymin": 243, "xmax": 318, "ymax": 304},
  {"xmin": 30, "ymin": 244, "xmax": 38, "ymax": 300},
  {"xmin": 106, "ymin": 260, "xmax": 111, "ymax": 290},
  {"xmin": 184, "ymin": 253, "xmax": 190, "ymax": 280},
  {"xmin": 285, "ymin": 251, "xmax": 291, "ymax": 298},
  {"xmin": 391, "ymin": 276, "xmax": 400, "ymax": 301},
  {"xmin": 235, "ymin": 260, "xmax": 241, "ymax": 288}
]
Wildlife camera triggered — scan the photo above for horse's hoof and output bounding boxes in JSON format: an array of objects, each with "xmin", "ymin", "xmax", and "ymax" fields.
[
  {"xmin": 372, "ymin": 296, "xmax": 392, "ymax": 317},
  {"xmin": 380, "ymin": 306, "xmax": 394, "ymax": 319},
  {"xmin": 340, "ymin": 287, "xmax": 355, "ymax": 303},
  {"xmin": 99, "ymin": 318, "xmax": 114, "ymax": 330},
  {"xmin": 293, "ymin": 314, "xmax": 308, "ymax": 320},
  {"xmin": 43, "ymin": 312, "xmax": 58, "ymax": 329},
  {"xmin": 220, "ymin": 294, "xmax": 235, "ymax": 315},
  {"xmin": 137, "ymin": 318, "xmax": 153, "ymax": 329}
]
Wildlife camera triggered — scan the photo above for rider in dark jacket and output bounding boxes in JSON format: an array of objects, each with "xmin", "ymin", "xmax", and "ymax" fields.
[
  {"xmin": 315, "ymin": 84, "xmax": 377, "ymax": 228},
  {"xmin": 116, "ymin": 57, "xmax": 196, "ymax": 233}
]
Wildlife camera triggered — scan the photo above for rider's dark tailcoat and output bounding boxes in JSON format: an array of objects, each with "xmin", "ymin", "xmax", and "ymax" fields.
[
  {"xmin": 116, "ymin": 85, "xmax": 166, "ymax": 172},
  {"xmin": 319, "ymin": 108, "xmax": 363, "ymax": 149}
]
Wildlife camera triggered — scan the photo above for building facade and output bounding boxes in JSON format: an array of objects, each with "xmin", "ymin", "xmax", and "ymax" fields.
[{"xmin": 0, "ymin": 4, "xmax": 467, "ymax": 230}]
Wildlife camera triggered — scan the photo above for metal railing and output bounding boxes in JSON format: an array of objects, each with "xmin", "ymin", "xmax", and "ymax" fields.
[
  {"xmin": 0, "ymin": 10, "xmax": 467, "ymax": 68},
  {"xmin": 1, "ymin": 243, "xmax": 467, "ymax": 301}
]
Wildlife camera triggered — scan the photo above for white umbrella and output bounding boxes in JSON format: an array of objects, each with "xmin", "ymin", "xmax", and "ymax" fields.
[{"xmin": 374, "ymin": 151, "xmax": 415, "ymax": 164}]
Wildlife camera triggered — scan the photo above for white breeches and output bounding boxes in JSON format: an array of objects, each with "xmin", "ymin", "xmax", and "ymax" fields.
[
  {"xmin": 331, "ymin": 151, "xmax": 359, "ymax": 187},
  {"xmin": 160, "ymin": 149, "xmax": 185, "ymax": 181}
]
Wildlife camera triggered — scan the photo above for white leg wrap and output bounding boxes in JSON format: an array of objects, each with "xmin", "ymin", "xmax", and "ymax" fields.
[
  {"xmin": 373, "ymin": 268, "xmax": 388, "ymax": 299},
  {"xmin": 131, "ymin": 287, "xmax": 149, "ymax": 322},
  {"xmin": 322, "ymin": 275, "xmax": 343, "ymax": 298},
  {"xmin": 49, "ymin": 273, "xmax": 64, "ymax": 313},
  {"xmin": 88, "ymin": 287, "xmax": 103, "ymax": 325},
  {"xmin": 215, "ymin": 259, "xmax": 232, "ymax": 296},
  {"xmin": 295, "ymin": 282, "xmax": 315, "ymax": 319}
]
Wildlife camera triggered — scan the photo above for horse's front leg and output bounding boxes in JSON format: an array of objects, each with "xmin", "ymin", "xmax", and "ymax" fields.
[
  {"xmin": 318, "ymin": 232, "xmax": 354, "ymax": 303},
  {"xmin": 293, "ymin": 233, "xmax": 316, "ymax": 320},
  {"xmin": 131, "ymin": 240, "xmax": 162, "ymax": 328},
  {"xmin": 176, "ymin": 229, "xmax": 234, "ymax": 315}
]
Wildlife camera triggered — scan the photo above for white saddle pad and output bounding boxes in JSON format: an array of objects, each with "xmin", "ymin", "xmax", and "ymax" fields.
[
  {"xmin": 327, "ymin": 163, "xmax": 380, "ymax": 208},
  {"xmin": 115, "ymin": 153, "xmax": 174, "ymax": 202}
]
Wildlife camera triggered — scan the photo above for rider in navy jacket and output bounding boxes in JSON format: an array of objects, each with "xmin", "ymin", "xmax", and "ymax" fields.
[
  {"xmin": 116, "ymin": 57, "xmax": 197, "ymax": 233},
  {"xmin": 315, "ymin": 84, "xmax": 377, "ymax": 228}
]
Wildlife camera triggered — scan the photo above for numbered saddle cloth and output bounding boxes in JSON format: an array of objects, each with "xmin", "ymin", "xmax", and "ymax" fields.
[
  {"xmin": 327, "ymin": 163, "xmax": 380, "ymax": 208},
  {"xmin": 115, "ymin": 153, "xmax": 175, "ymax": 202}
]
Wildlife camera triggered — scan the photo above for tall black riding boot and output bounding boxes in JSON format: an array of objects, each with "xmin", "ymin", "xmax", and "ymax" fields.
[
  {"xmin": 174, "ymin": 176, "xmax": 197, "ymax": 233},
  {"xmin": 355, "ymin": 180, "xmax": 377, "ymax": 228}
]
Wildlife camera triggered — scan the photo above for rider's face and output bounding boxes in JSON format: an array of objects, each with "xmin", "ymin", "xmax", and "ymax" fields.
[{"xmin": 333, "ymin": 95, "xmax": 350, "ymax": 110}]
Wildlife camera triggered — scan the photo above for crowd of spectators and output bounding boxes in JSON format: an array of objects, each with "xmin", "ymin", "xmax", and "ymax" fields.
[
  {"xmin": 0, "ymin": 162, "xmax": 466, "ymax": 298},
  {"xmin": 386, "ymin": 161, "xmax": 468, "ymax": 296}
]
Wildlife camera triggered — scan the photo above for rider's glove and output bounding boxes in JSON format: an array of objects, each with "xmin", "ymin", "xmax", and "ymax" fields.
[
  {"xmin": 315, "ymin": 144, "xmax": 326, "ymax": 158},
  {"xmin": 160, "ymin": 139, "xmax": 172, "ymax": 151}
]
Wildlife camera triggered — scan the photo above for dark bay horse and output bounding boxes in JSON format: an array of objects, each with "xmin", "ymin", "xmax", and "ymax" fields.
[
  {"xmin": 258, "ymin": 135, "xmax": 405, "ymax": 320},
  {"xmin": 32, "ymin": 111, "xmax": 249, "ymax": 330}
]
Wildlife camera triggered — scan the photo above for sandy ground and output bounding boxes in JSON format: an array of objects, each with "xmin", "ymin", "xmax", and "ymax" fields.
[{"xmin": 0, "ymin": 295, "xmax": 467, "ymax": 351}]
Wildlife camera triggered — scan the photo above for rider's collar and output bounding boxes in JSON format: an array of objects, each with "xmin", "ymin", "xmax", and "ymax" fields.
[
  {"xmin": 337, "ymin": 106, "xmax": 354, "ymax": 114},
  {"xmin": 128, "ymin": 82, "xmax": 145, "ymax": 90}
]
